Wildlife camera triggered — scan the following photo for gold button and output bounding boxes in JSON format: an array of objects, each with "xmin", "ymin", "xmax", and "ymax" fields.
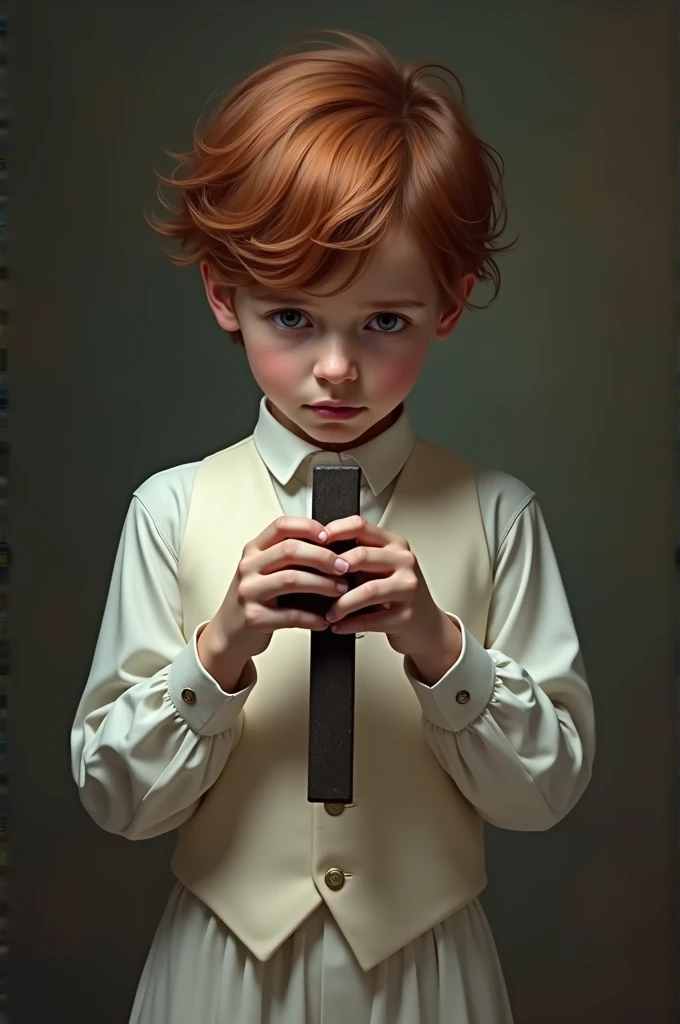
[
  {"xmin": 181, "ymin": 688, "xmax": 197, "ymax": 705},
  {"xmin": 324, "ymin": 867, "xmax": 345, "ymax": 891},
  {"xmin": 455, "ymin": 690, "xmax": 470, "ymax": 705},
  {"xmin": 324, "ymin": 802, "xmax": 345, "ymax": 816}
]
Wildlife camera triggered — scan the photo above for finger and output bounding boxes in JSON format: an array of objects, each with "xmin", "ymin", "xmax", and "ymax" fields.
[
  {"xmin": 326, "ymin": 578, "xmax": 406, "ymax": 621},
  {"xmin": 323, "ymin": 516, "xmax": 405, "ymax": 548},
  {"xmin": 249, "ymin": 605, "xmax": 331, "ymax": 632},
  {"xmin": 253, "ymin": 568, "xmax": 350, "ymax": 603},
  {"xmin": 256, "ymin": 538, "xmax": 349, "ymax": 577},
  {"xmin": 251, "ymin": 516, "xmax": 328, "ymax": 553},
  {"xmin": 341, "ymin": 545, "xmax": 413, "ymax": 575},
  {"xmin": 329, "ymin": 605, "xmax": 397, "ymax": 635}
]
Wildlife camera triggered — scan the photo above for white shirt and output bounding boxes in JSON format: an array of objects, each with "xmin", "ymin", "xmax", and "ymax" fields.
[{"xmin": 71, "ymin": 397, "xmax": 594, "ymax": 1024}]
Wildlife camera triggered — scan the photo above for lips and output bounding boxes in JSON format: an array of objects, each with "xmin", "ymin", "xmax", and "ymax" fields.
[{"xmin": 307, "ymin": 404, "xmax": 363, "ymax": 420}]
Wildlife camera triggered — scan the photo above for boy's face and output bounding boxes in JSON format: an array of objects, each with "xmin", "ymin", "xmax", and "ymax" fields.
[{"xmin": 201, "ymin": 225, "xmax": 474, "ymax": 451}]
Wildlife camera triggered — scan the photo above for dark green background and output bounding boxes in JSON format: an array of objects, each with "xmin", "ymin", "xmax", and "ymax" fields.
[{"xmin": 13, "ymin": 2, "xmax": 677, "ymax": 1021}]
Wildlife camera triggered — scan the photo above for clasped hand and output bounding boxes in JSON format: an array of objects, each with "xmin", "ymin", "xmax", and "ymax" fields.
[
  {"xmin": 200, "ymin": 514, "xmax": 462, "ymax": 689},
  {"xmin": 320, "ymin": 515, "xmax": 459, "ymax": 663}
]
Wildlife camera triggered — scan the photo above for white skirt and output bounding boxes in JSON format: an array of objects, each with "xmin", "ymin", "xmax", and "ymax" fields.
[{"xmin": 130, "ymin": 883, "xmax": 513, "ymax": 1024}]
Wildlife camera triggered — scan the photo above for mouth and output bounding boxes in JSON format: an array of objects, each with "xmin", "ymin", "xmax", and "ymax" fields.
[{"xmin": 306, "ymin": 403, "xmax": 364, "ymax": 420}]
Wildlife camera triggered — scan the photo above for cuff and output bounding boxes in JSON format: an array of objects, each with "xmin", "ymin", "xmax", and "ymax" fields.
[
  {"xmin": 405, "ymin": 615, "xmax": 495, "ymax": 731},
  {"xmin": 167, "ymin": 623, "xmax": 257, "ymax": 736}
]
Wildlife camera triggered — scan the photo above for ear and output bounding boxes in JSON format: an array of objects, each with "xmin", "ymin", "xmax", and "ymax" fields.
[
  {"xmin": 200, "ymin": 259, "xmax": 240, "ymax": 333},
  {"xmin": 433, "ymin": 273, "xmax": 476, "ymax": 340}
]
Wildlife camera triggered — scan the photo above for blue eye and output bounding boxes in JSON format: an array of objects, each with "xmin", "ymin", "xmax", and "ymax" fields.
[
  {"xmin": 268, "ymin": 309, "xmax": 410, "ymax": 334},
  {"xmin": 271, "ymin": 309, "xmax": 310, "ymax": 331},
  {"xmin": 369, "ymin": 313, "xmax": 407, "ymax": 333}
]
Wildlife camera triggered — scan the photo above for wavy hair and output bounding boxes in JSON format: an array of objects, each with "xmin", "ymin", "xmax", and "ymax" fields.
[{"xmin": 148, "ymin": 29, "xmax": 513, "ymax": 343}]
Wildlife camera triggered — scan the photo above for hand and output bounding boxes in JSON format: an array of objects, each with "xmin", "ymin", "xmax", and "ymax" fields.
[
  {"xmin": 200, "ymin": 516, "xmax": 348, "ymax": 669},
  {"xmin": 321, "ymin": 515, "xmax": 462, "ymax": 668}
]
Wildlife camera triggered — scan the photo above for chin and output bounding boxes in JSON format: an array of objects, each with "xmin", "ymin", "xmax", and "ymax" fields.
[
  {"xmin": 303, "ymin": 420, "xmax": 367, "ymax": 437},
  {"xmin": 270, "ymin": 399, "xmax": 399, "ymax": 447}
]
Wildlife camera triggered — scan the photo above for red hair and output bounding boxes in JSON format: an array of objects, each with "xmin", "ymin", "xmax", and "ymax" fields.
[{"xmin": 148, "ymin": 29, "xmax": 512, "ymax": 344}]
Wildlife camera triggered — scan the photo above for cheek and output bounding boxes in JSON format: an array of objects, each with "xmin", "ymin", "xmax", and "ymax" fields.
[
  {"xmin": 246, "ymin": 346, "xmax": 301, "ymax": 396},
  {"xmin": 374, "ymin": 348, "xmax": 429, "ymax": 396}
]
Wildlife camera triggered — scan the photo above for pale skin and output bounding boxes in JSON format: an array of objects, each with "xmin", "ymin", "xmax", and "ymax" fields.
[{"xmin": 197, "ymin": 225, "xmax": 475, "ymax": 692}]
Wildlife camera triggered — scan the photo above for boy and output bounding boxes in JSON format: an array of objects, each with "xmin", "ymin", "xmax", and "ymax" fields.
[{"xmin": 72, "ymin": 29, "xmax": 595, "ymax": 1024}]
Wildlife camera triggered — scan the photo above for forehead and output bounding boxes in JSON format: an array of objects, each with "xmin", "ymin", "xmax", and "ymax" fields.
[
  {"xmin": 359, "ymin": 225, "xmax": 432, "ymax": 287},
  {"xmin": 249, "ymin": 225, "xmax": 436, "ymax": 306}
]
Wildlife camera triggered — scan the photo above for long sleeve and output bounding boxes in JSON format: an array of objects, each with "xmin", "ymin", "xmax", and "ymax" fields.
[
  {"xmin": 70, "ymin": 492, "xmax": 256, "ymax": 841},
  {"xmin": 406, "ymin": 495, "xmax": 595, "ymax": 831}
]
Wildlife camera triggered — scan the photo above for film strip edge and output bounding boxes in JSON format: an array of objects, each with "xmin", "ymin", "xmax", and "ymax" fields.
[{"xmin": 0, "ymin": 3, "xmax": 8, "ymax": 1021}]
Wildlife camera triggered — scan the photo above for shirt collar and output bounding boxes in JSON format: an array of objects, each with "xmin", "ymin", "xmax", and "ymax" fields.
[{"xmin": 252, "ymin": 395, "xmax": 414, "ymax": 497}]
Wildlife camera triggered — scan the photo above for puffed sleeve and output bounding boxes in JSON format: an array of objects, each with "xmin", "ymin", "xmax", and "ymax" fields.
[
  {"xmin": 405, "ymin": 496, "xmax": 595, "ymax": 831},
  {"xmin": 70, "ymin": 491, "xmax": 256, "ymax": 841}
]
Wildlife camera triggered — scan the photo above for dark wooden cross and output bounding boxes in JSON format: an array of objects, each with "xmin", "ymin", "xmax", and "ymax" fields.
[{"xmin": 278, "ymin": 465, "xmax": 362, "ymax": 802}]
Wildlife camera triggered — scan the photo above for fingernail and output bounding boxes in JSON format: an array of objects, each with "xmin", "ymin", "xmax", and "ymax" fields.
[
  {"xmin": 318, "ymin": 530, "xmax": 328, "ymax": 542},
  {"xmin": 336, "ymin": 581, "xmax": 348, "ymax": 593},
  {"xmin": 334, "ymin": 558, "xmax": 349, "ymax": 573}
]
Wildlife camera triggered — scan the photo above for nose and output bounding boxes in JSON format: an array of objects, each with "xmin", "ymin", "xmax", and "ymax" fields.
[{"xmin": 313, "ymin": 340, "xmax": 358, "ymax": 384}]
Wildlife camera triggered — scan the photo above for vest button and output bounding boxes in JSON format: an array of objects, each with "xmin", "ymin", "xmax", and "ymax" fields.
[
  {"xmin": 181, "ymin": 688, "xmax": 197, "ymax": 705},
  {"xmin": 455, "ymin": 689, "xmax": 470, "ymax": 705},
  {"xmin": 324, "ymin": 867, "xmax": 346, "ymax": 891},
  {"xmin": 324, "ymin": 802, "xmax": 345, "ymax": 816}
]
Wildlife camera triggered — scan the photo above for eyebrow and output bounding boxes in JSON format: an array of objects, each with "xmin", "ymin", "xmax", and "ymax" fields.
[{"xmin": 251, "ymin": 292, "xmax": 427, "ymax": 310}]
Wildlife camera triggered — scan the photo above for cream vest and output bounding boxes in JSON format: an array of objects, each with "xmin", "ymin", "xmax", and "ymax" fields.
[{"xmin": 172, "ymin": 435, "xmax": 493, "ymax": 971}]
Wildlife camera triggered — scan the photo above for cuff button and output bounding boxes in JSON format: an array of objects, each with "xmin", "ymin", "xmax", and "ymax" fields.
[
  {"xmin": 455, "ymin": 689, "xmax": 470, "ymax": 705},
  {"xmin": 181, "ymin": 688, "xmax": 197, "ymax": 705}
]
